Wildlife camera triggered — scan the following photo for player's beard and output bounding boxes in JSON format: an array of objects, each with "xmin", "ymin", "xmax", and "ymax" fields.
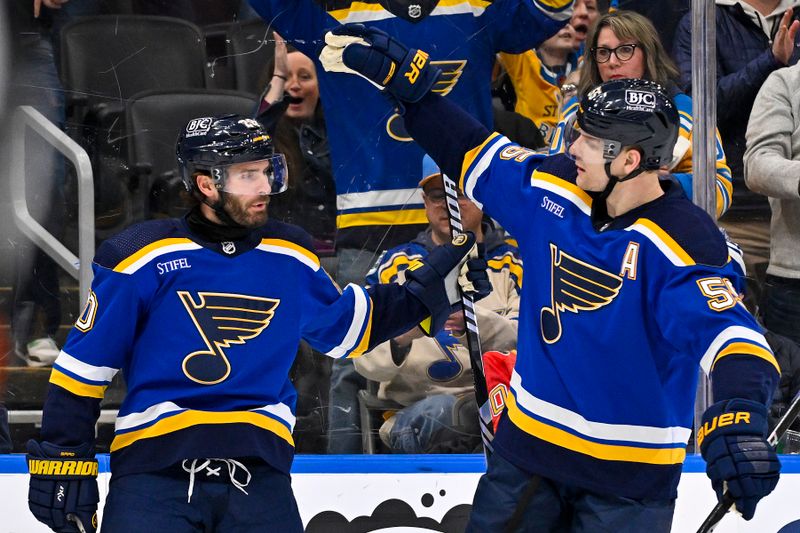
[{"xmin": 221, "ymin": 193, "xmax": 269, "ymax": 228}]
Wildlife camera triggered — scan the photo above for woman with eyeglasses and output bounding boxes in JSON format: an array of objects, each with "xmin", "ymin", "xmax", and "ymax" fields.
[{"xmin": 551, "ymin": 10, "xmax": 733, "ymax": 218}]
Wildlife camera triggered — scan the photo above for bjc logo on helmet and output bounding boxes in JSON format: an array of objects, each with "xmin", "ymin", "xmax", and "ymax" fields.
[
  {"xmin": 624, "ymin": 90, "xmax": 656, "ymax": 108},
  {"xmin": 187, "ymin": 117, "xmax": 212, "ymax": 132}
]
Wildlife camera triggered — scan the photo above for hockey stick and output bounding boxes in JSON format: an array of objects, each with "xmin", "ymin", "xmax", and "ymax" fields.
[
  {"xmin": 67, "ymin": 513, "xmax": 88, "ymax": 533},
  {"xmin": 441, "ymin": 171, "xmax": 494, "ymax": 458},
  {"xmin": 696, "ymin": 390, "xmax": 800, "ymax": 533}
]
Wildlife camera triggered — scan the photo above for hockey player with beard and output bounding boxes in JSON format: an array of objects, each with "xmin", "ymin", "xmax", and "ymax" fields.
[
  {"xmin": 24, "ymin": 114, "xmax": 490, "ymax": 532},
  {"xmin": 321, "ymin": 25, "xmax": 781, "ymax": 531}
]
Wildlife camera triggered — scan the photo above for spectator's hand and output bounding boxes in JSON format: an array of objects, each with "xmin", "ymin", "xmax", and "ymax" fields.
[
  {"xmin": 699, "ymin": 399, "xmax": 780, "ymax": 520},
  {"xmin": 444, "ymin": 310, "xmax": 466, "ymax": 336},
  {"xmin": 393, "ymin": 326, "xmax": 425, "ymax": 348},
  {"xmin": 319, "ymin": 24, "xmax": 441, "ymax": 103},
  {"xmin": 33, "ymin": 0, "xmax": 69, "ymax": 18},
  {"xmin": 273, "ymin": 31, "xmax": 289, "ymax": 82},
  {"xmin": 772, "ymin": 8, "xmax": 800, "ymax": 65}
]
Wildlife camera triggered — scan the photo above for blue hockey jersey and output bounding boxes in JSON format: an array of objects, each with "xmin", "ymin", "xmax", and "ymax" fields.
[
  {"xmin": 41, "ymin": 217, "xmax": 431, "ymax": 477},
  {"xmin": 247, "ymin": 0, "xmax": 572, "ymax": 250},
  {"xmin": 402, "ymin": 94, "xmax": 779, "ymax": 500}
]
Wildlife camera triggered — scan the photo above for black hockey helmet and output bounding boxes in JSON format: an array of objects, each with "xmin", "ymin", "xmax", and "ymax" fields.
[
  {"xmin": 573, "ymin": 79, "xmax": 679, "ymax": 171},
  {"xmin": 176, "ymin": 114, "xmax": 288, "ymax": 195}
]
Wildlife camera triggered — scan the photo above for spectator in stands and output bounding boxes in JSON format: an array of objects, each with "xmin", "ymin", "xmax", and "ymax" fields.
[
  {"xmin": 247, "ymin": 0, "xmax": 573, "ymax": 453},
  {"xmin": 354, "ymin": 156, "xmax": 521, "ymax": 453},
  {"xmin": 493, "ymin": 0, "xmax": 608, "ymax": 148},
  {"xmin": 6, "ymin": 0, "xmax": 70, "ymax": 367},
  {"xmin": 765, "ymin": 331, "xmax": 800, "ymax": 433},
  {"xmin": 744, "ymin": 60, "xmax": 800, "ymax": 345},
  {"xmin": 499, "ymin": 25, "xmax": 581, "ymax": 147},
  {"xmin": 257, "ymin": 34, "xmax": 336, "ymax": 256},
  {"xmin": 615, "ymin": 0, "xmax": 689, "ymax": 52},
  {"xmin": 673, "ymin": 2, "xmax": 800, "ymax": 306},
  {"xmin": 551, "ymin": 10, "xmax": 733, "ymax": 219}
]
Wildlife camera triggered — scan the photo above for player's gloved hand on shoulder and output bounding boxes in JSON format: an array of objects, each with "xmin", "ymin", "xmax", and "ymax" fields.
[
  {"xmin": 319, "ymin": 23, "xmax": 441, "ymax": 103},
  {"xmin": 27, "ymin": 439, "xmax": 99, "ymax": 533},
  {"xmin": 699, "ymin": 399, "xmax": 780, "ymax": 520},
  {"xmin": 404, "ymin": 232, "xmax": 491, "ymax": 335}
]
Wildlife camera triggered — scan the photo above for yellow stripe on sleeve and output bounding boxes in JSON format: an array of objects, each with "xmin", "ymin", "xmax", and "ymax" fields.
[
  {"xmin": 347, "ymin": 299, "xmax": 374, "ymax": 359},
  {"xmin": 460, "ymin": 132, "xmax": 502, "ymax": 193},
  {"xmin": 711, "ymin": 341, "xmax": 781, "ymax": 375},
  {"xmin": 533, "ymin": 0, "xmax": 573, "ymax": 11},
  {"xmin": 488, "ymin": 255, "xmax": 524, "ymax": 289},
  {"xmin": 50, "ymin": 369, "xmax": 107, "ymax": 399}
]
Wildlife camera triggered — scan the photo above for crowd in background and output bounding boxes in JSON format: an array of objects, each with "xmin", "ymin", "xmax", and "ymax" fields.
[{"xmin": 1, "ymin": 0, "xmax": 799, "ymax": 456}]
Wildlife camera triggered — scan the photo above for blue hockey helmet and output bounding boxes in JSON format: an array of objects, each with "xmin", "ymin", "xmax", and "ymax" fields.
[
  {"xmin": 176, "ymin": 114, "xmax": 288, "ymax": 195},
  {"xmin": 566, "ymin": 78, "xmax": 679, "ymax": 171}
]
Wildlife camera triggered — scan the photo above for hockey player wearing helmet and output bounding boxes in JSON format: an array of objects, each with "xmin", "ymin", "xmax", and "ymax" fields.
[
  {"xmin": 25, "ymin": 114, "xmax": 491, "ymax": 533},
  {"xmin": 322, "ymin": 26, "xmax": 781, "ymax": 531},
  {"xmin": 176, "ymin": 115, "xmax": 290, "ymax": 229}
]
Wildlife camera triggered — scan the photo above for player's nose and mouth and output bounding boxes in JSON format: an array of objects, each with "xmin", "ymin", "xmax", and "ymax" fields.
[{"xmin": 569, "ymin": 136, "xmax": 586, "ymax": 175}]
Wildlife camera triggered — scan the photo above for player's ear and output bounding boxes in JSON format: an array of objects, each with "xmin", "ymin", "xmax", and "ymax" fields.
[
  {"xmin": 623, "ymin": 147, "xmax": 642, "ymax": 173},
  {"xmin": 195, "ymin": 173, "xmax": 216, "ymax": 198}
]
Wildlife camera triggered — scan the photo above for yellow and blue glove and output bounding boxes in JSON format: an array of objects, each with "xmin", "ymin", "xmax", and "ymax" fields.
[
  {"xmin": 699, "ymin": 399, "xmax": 780, "ymax": 521},
  {"xmin": 404, "ymin": 232, "xmax": 491, "ymax": 335},
  {"xmin": 319, "ymin": 23, "xmax": 441, "ymax": 104},
  {"xmin": 27, "ymin": 440, "xmax": 99, "ymax": 533}
]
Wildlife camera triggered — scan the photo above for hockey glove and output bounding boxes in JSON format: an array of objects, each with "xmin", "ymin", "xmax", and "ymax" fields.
[
  {"xmin": 404, "ymin": 232, "xmax": 491, "ymax": 335},
  {"xmin": 699, "ymin": 399, "xmax": 780, "ymax": 520},
  {"xmin": 319, "ymin": 23, "xmax": 442, "ymax": 103},
  {"xmin": 27, "ymin": 439, "xmax": 99, "ymax": 533}
]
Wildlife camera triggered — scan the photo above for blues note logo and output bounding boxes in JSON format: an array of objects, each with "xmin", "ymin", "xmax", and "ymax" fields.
[
  {"xmin": 540, "ymin": 244, "xmax": 622, "ymax": 344},
  {"xmin": 178, "ymin": 291, "xmax": 279, "ymax": 384}
]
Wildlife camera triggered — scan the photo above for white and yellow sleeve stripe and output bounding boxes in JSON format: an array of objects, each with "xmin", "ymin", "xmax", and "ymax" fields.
[
  {"xmin": 531, "ymin": 0, "xmax": 574, "ymax": 20},
  {"xmin": 487, "ymin": 252, "xmax": 524, "ymax": 290},
  {"xmin": 50, "ymin": 351, "xmax": 119, "ymax": 399},
  {"xmin": 700, "ymin": 326, "xmax": 779, "ymax": 376},
  {"xmin": 327, "ymin": 284, "xmax": 374, "ymax": 360},
  {"xmin": 460, "ymin": 132, "xmax": 511, "ymax": 208},
  {"xmin": 378, "ymin": 252, "xmax": 423, "ymax": 285}
]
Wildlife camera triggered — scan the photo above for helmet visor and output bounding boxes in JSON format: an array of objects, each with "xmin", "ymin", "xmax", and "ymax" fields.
[
  {"xmin": 215, "ymin": 154, "xmax": 289, "ymax": 196},
  {"xmin": 564, "ymin": 114, "xmax": 621, "ymax": 166}
]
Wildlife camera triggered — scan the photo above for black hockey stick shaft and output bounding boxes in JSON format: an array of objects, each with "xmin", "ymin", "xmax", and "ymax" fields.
[
  {"xmin": 441, "ymin": 172, "xmax": 494, "ymax": 458},
  {"xmin": 696, "ymin": 390, "xmax": 800, "ymax": 533}
]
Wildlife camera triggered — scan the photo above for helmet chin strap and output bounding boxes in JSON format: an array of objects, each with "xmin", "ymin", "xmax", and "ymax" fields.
[{"xmin": 591, "ymin": 161, "xmax": 646, "ymax": 228}]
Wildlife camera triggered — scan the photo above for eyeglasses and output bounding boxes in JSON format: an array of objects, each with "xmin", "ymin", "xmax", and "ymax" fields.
[
  {"xmin": 591, "ymin": 44, "xmax": 638, "ymax": 64},
  {"xmin": 425, "ymin": 190, "xmax": 469, "ymax": 206}
]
